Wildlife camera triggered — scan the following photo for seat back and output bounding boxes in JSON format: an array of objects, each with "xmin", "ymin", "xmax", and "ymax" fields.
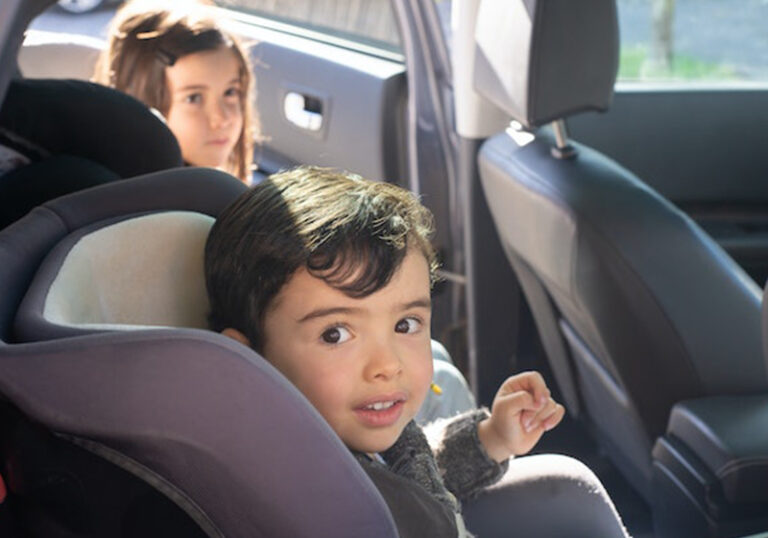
[
  {"xmin": 0, "ymin": 168, "xmax": 397, "ymax": 537},
  {"xmin": 474, "ymin": 0, "xmax": 767, "ymax": 499},
  {"xmin": 0, "ymin": 78, "xmax": 183, "ymax": 229},
  {"xmin": 19, "ymin": 30, "xmax": 103, "ymax": 80}
]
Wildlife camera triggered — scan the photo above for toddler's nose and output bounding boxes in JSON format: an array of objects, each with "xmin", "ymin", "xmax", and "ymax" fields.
[{"xmin": 364, "ymin": 341, "xmax": 403, "ymax": 381}]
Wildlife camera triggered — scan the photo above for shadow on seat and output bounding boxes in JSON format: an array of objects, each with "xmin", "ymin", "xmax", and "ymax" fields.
[{"xmin": 0, "ymin": 168, "xmax": 397, "ymax": 537}]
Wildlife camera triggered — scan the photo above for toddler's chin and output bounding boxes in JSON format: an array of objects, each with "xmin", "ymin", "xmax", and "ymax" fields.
[{"xmin": 348, "ymin": 429, "xmax": 405, "ymax": 455}]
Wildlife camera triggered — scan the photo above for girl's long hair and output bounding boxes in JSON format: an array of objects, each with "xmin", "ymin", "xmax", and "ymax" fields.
[{"xmin": 94, "ymin": 0, "xmax": 258, "ymax": 182}]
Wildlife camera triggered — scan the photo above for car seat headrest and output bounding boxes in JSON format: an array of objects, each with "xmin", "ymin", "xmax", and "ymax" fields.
[
  {"xmin": 473, "ymin": 0, "xmax": 619, "ymax": 128},
  {"xmin": 17, "ymin": 211, "xmax": 214, "ymax": 341},
  {"xmin": 0, "ymin": 78, "xmax": 182, "ymax": 178},
  {"xmin": 19, "ymin": 29, "xmax": 104, "ymax": 80},
  {"xmin": 9, "ymin": 167, "xmax": 248, "ymax": 342},
  {"xmin": 48, "ymin": 211, "xmax": 213, "ymax": 331}
]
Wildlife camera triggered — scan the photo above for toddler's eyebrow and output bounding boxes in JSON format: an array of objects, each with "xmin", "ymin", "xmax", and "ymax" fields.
[
  {"xmin": 297, "ymin": 298, "xmax": 431, "ymax": 323},
  {"xmin": 401, "ymin": 298, "xmax": 431, "ymax": 311},
  {"xmin": 297, "ymin": 306, "xmax": 361, "ymax": 323}
]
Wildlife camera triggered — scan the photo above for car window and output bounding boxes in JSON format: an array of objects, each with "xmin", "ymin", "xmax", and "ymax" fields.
[
  {"xmin": 433, "ymin": 0, "xmax": 768, "ymax": 86},
  {"xmin": 617, "ymin": 0, "xmax": 768, "ymax": 83},
  {"xmin": 213, "ymin": 0, "xmax": 402, "ymax": 53}
]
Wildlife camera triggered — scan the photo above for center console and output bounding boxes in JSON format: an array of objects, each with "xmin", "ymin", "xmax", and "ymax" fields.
[{"xmin": 652, "ymin": 395, "xmax": 768, "ymax": 537}]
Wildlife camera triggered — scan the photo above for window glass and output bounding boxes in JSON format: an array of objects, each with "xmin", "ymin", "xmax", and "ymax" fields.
[
  {"xmin": 617, "ymin": 0, "xmax": 768, "ymax": 83},
  {"xmin": 214, "ymin": 0, "xmax": 401, "ymax": 53}
]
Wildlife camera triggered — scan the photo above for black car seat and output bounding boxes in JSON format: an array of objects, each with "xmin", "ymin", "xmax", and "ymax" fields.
[
  {"xmin": 0, "ymin": 168, "xmax": 398, "ymax": 537},
  {"xmin": 474, "ymin": 0, "xmax": 766, "ymax": 507},
  {"xmin": 0, "ymin": 78, "xmax": 183, "ymax": 229}
]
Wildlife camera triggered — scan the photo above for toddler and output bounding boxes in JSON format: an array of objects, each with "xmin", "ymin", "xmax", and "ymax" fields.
[{"xmin": 204, "ymin": 166, "xmax": 576, "ymax": 536}]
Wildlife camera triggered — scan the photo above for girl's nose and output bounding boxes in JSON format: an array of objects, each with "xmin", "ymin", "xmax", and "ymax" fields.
[{"xmin": 209, "ymin": 100, "xmax": 233, "ymax": 129}]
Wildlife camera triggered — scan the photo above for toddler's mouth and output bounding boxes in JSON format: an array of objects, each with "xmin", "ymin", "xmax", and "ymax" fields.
[
  {"xmin": 364, "ymin": 400, "xmax": 398, "ymax": 411},
  {"xmin": 354, "ymin": 394, "xmax": 407, "ymax": 427}
]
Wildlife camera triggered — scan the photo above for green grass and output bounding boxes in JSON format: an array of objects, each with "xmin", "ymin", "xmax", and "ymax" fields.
[{"xmin": 619, "ymin": 45, "xmax": 739, "ymax": 81}]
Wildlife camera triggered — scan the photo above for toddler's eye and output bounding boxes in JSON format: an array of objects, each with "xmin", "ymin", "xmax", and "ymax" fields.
[
  {"xmin": 395, "ymin": 317, "xmax": 421, "ymax": 334},
  {"xmin": 321, "ymin": 326, "xmax": 351, "ymax": 344}
]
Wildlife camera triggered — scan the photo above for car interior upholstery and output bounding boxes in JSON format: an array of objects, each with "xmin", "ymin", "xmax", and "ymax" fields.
[
  {"xmin": 4, "ymin": 1, "xmax": 768, "ymax": 537},
  {"xmin": 18, "ymin": 30, "xmax": 104, "ymax": 80},
  {"xmin": 473, "ymin": 0, "xmax": 768, "ymax": 535}
]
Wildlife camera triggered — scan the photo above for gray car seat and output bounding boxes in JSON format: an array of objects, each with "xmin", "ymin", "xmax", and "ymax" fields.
[
  {"xmin": 0, "ymin": 168, "xmax": 399, "ymax": 537},
  {"xmin": 473, "ymin": 0, "xmax": 768, "ymax": 532}
]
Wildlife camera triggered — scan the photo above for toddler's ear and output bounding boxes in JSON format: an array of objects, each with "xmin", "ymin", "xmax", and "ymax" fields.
[{"xmin": 222, "ymin": 328, "xmax": 251, "ymax": 347}]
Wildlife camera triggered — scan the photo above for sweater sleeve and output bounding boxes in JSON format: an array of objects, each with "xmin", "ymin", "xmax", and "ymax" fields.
[
  {"xmin": 380, "ymin": 420, "xmax": 460, "ymax": 514},
  {"xmin": 425, "ymin": 408, "xmax": 509, "ymax": 500}
]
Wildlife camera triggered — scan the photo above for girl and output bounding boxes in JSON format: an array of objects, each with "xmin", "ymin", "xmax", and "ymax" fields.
[{"xmin": 94, "ymin": 0, "xmax": 257, "ymax": 183}]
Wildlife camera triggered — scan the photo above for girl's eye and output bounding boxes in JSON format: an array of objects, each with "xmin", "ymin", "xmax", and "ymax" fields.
[
  {"xmin": 224, "ymin": 87, "xmax": 241, "ymax": 99},
  {"xmin": 395, "ymin": 317, "xmax": 421, "ymax": 334},
  {"xmin": 184, "ymin": 93, "xmax": 202, "ymax": 104},
  {"xmin": 321, "ymin": 326, "xmax": 351, "ymax": 344}
]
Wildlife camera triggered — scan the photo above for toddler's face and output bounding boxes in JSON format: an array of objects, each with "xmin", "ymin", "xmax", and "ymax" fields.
[
  {"xmin": 261, "ymin": 249, "xmax": 434, "ymax": 454},
  {"xmin": 164, "ymin": 46, "xmax": 243, "ymax": 171}
]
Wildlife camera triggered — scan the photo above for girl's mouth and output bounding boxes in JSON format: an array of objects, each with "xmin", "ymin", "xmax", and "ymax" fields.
[{"xmin": 207, "ymin": 137, "xmax": 230, "ymax": 146}]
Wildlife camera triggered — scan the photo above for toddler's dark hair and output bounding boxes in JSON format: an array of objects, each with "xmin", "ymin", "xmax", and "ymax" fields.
[{"xmin": 205, "ymin": 166, "xmax": 438, "ymax": 351}]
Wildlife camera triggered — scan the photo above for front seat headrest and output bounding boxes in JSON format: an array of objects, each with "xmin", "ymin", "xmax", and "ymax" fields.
[{"xmin": 473, "ymin": 0, "xmax": 619, "ymax": 128}]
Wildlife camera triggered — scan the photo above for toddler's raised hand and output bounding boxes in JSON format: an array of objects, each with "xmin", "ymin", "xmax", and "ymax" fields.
[{"xmin": 477, "ymin": 371, "xmax": 565, "ymax": 462}]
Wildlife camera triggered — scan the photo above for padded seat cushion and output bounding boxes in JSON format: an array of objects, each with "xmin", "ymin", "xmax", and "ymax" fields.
[{"xmin": 15, "ymin": 211, "xmax": 214, "ymax": 340}]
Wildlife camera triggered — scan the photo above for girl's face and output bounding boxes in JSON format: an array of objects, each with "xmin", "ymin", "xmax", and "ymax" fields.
[{"xmin": 164, "ymin": 46, "xmax": 244, "ymax": 171}]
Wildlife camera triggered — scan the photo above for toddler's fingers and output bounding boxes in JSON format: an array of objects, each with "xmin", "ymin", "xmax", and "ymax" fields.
[
  {"xmin": 523, "ymin": 398, "xmax": 564, "ymax": 432},
  {"xmin": 495, "ymin": 389, "xmax": 538, "ymax": 420},
  {"xmin": 519, "ymin": 408, "xmax": 539, "ymax": 432},
  {"xmin": 499, "ymin": 371, "xmax": 551, "ymax": 406},
  {"xmin": 542, "ymin": 403, "xmax": 565, "ymax": 431}
]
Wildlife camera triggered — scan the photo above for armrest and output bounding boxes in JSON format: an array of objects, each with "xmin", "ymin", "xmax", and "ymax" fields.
[{"xmin": 666, "ymin": 395, "xmax": 768, "ymax": 504}]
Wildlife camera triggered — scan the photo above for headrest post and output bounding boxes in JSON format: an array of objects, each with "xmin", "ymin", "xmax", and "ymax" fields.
[{"xmin": 550, "ymin": 119, "xmax": 577, "ymax": 160}]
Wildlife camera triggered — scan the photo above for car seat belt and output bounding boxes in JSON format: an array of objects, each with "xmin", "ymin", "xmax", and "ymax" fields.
[{"xmin": 507, "ymin": 252, "xmax": 581, "ymax": 417}]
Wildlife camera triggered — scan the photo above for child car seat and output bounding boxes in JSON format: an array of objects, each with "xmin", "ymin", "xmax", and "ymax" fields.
[
  {"xmin": 0, "ymin": 167, "xmax": 398, "ymax": 537},
  {"xmin": 0, "ymin": 78, "xmax": 183, "ymax": 229}
]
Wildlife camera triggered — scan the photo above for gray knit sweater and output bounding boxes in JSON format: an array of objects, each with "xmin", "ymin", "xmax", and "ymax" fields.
[{"xmin": 354, "ymin": 408, "xmax": 508, "ymax": 523}]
